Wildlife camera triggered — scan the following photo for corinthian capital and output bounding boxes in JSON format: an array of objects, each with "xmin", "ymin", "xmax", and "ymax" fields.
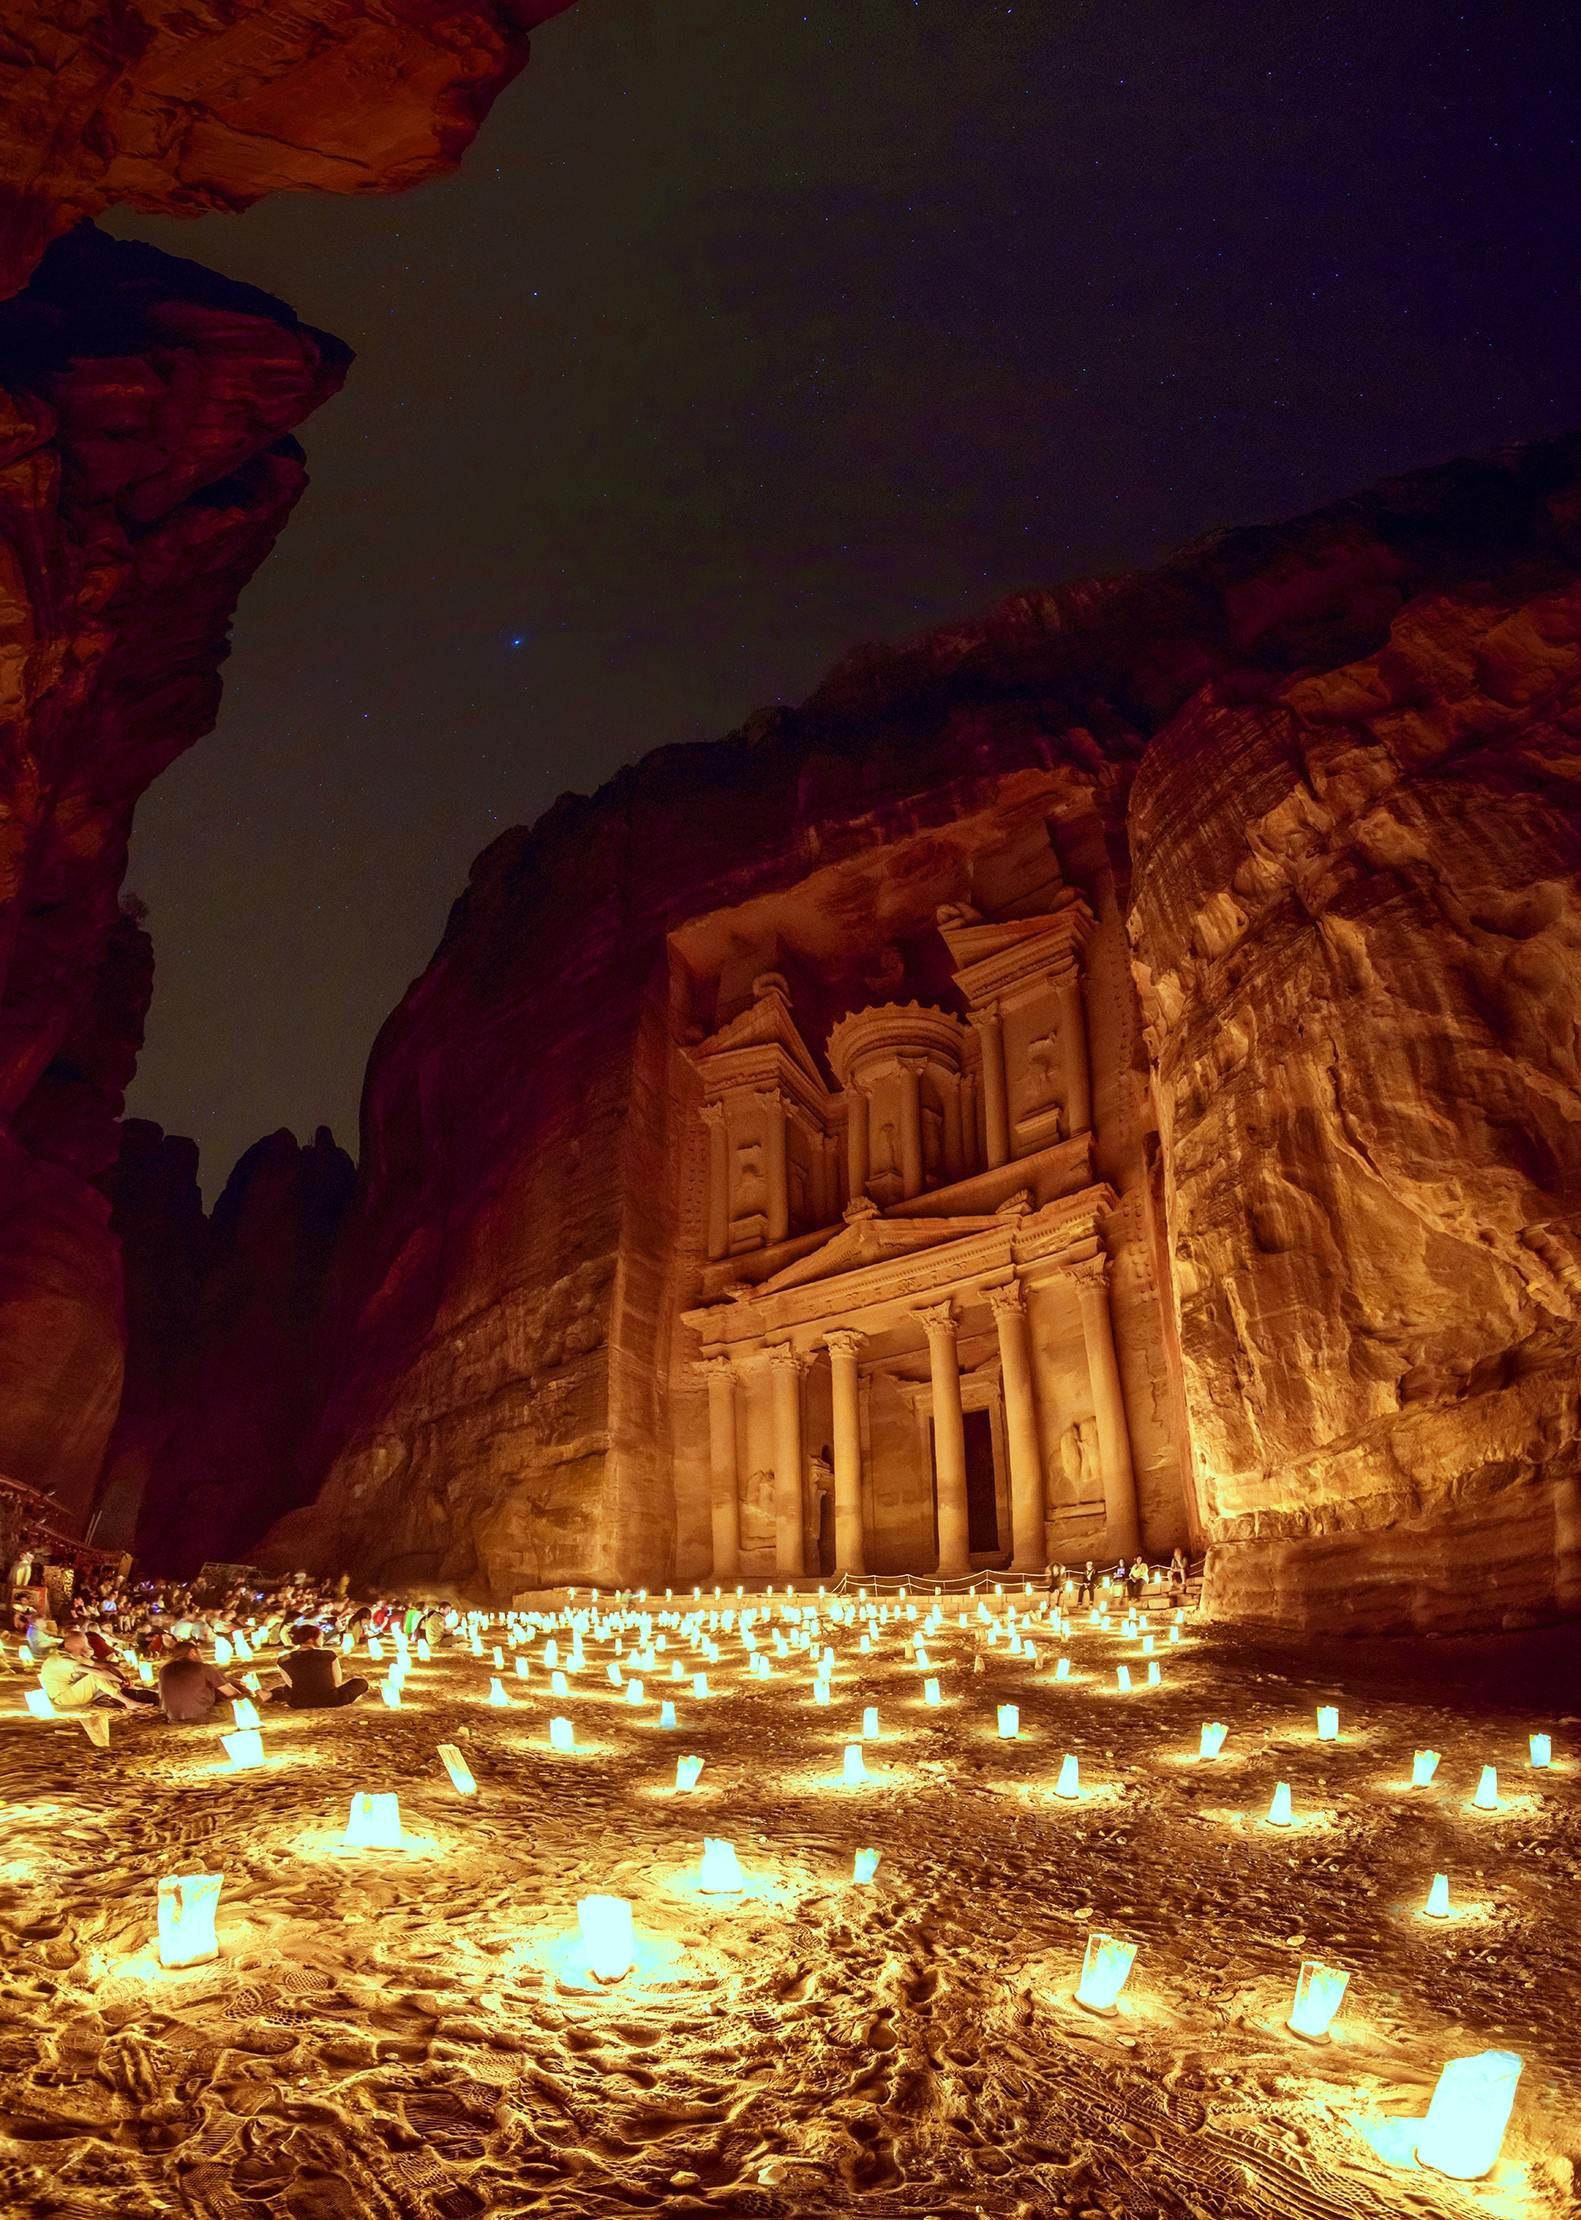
[
  {"xmin": 767, "ymin": 1342, "xmax": 806, "ymax": 1374},
  {"xmin": 824, "ymin": 1327, "xmax": 866, "ymax": 1360},
  {"xmin": 1065, "ymin": 1252, "xmax": 1110, "ymax": 1294},
  {"xmin": 916, "ymin": 1300, "xmax": 957, "ymax": 1340},
  {"xmin": 986, "ymin": 1280, "xmax": 1027, "ymax": 1320}
]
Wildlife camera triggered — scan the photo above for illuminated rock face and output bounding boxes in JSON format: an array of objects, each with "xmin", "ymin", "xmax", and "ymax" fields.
[
  {"xmin": 0, "ymin": 0, "xmax": 574, "ymax": 297},
  {"xmin": 0, "ymin": 228, "xmax": 347, "ymax": 1525},
  {"xmin": 1128, "ymin": 505, "xmax": 1581, "ymax": 1632},
  {"xmin": 260, "ymin": 437, "xmax": 1581, "ymax": 1629}
]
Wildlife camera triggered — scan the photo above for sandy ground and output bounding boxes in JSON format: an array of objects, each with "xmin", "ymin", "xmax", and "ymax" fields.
[{"xmin": 2, "ymin": 1593, "xmax": 1578, "ymax": 2220}]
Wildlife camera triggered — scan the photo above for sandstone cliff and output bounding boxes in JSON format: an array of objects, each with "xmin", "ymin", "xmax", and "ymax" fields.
[
  {"xmin": 0, "ymin": 1, "xmax": 575, "ymax": 297},
  {"xmin": 0, "ymin": 228, "xmax": 348, "ymax": 1524},
  {"xmin": 95, "ymin": 1120, "xmax": 355, "ymax": 1571},
  {"xmin": 258, "ymin": 437, "xmax": 1581, "ymax": 1633}
]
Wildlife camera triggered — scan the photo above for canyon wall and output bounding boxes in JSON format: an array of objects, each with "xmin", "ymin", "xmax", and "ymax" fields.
[
  {"xmin": 0, "ymin": 1, "xmax": 573, "ymax": 296},
  {"xmin": 258, "ymin": 436, "xmax": 1581, "ymax": 1630},
  {"xmin": 0, "ymin": 0, "xmax": 570, "ymax": 1533}
]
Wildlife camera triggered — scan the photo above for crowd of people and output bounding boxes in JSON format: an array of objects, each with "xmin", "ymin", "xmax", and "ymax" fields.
[{"xmin": 7, "ymin": 1569, "xmax": 460, "ymax": 1728}]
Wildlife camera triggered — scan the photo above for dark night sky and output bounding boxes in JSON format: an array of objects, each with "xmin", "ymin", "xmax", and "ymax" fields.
[{"xmin": 107, "ymin": 0, "xmax": 1580, "ymax": 1194}]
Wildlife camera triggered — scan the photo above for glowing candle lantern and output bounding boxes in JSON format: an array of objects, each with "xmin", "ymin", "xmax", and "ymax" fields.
[
  {"xmin": 221, "ymin": 1729, "xmax": 264, "ymax": 1769},
  {"xmin": 340, "ymin": 1631, "xmax": 355, "ymax": 1653},
  {"xmin": 997, "ymin": 1704, "xmax": 1020, "ymax": 1740},
  {"xmin": 233, "ymin": 1631, "xmax": 254, "ymax": 1661},
  {"xmin": 1266, "ymin": 1781, "xmax": 1294, "ymax": 1827},
  {"xmin": 24, "ymin": 1688, "xmax": 55, "ymax": 1718},
  {"xmin": 862, "ymin": 1705, "xmax": 879, "ymax": 1740},
  {"xmin": 914, "ymin": 1645, "xmax": 930, "ymax": 1670},
  {"xmin": 213, "ymin": 1635, "xmax": 234, "ymax": 1667},
  {"xmin": 417, "ymin": 1638, "xmax": 432, "ymax": 1662},
  {"xmin": 1316, "ymin": 1705, "xmax": 1339, "ymax": 1742},
  {"xmin": 607, "ymin": 1661, "xmax": 623, "ymax": 1688},
  {"xmin": 1529, "ymin": 1731, "xmax": 1551, "ymax": 1769},
  {"xmin": 842, "ymin": 1742, "xmax": 867, "ymax": 1784},
  {"xmin": 692, "ymin": 1673, "xmax": 708, "ymax": 1699},
  {"xmin": 813, "ymin": 1680, "xmax": 831, "ymax": 1706},
  {"xmin": 1168, "ymin": 1624, "xmax": 1181, "ymax": 1645},
  {"xmin": 487, "ymin": 1676, "xmax": 509, "ymax": 1707},
  {"xmin": 438, "ymin": 1743, "xmax": 477, "ymax": 1795},
  {"xmin": 157, "ymin": 1872, "xmax": 223, "ymax": 1968},
  {"xmin": 1115, "ymin": 1665, "xmax": 1132, "ymax": 1692},
  {"xmin": 1287, "ymin": 1958, "xmax": 1349, "ymax": 2040},
  {"xmin": 660, "ymin": 1700, "xmax": 677, "ymax": 1729},
  {"xmin": 1054, "ymin": 1656, "xmax": 1071, "ymax": 1682},
  {"xmin": 1199, "ymin": 1722, "xmax": 1228, "ymax": 1760},
  {"xmin": 552, "ymin": 1670, "xmax": 569, "ymax": 1696},
  {"xmin": 515, "ymin": 1657, "xmax": 531, "ymax": 1680},
  {"xmin": 231, "ymin": 1699, "xmax": 260, "ymax": 1731},
  {"xmin": 670, "ymin": 1659, "xmax": 684, "ymax": 1680},
  {"xmin": 137, "ymin": 1659, "xmax": 155, "ymax": 1685},
  {"xmin": 492, "ymin": 1646, "xmax": 505, "ymax": 1669},
  {"xmin": 549, "ymin": 1716, "xmax": 575, "ymax": 1752},
  {"xmin": 544, "ymin": 1639, "xmax": 559, "ymax": 1667},
  {"xmin": 1411, "ymin": 1749, "xmax": 1441, "ymax": 1786},
  {"xmin": 859, "ymin": 1633, "xmax": 872, "ymax": 1654},
  {"xmin": 345, "ymin": 1792, "xmax": 403, "ymax": 1849},
  {"xmin": 923, "ymin": 1678, "xmax": 941, "ymax": 1707},
  {"xmin": 1423, "ymin": 1870, "xmax": 1452, "ymax": 1919},
  {"xmin": 625, "ymin": 1677, "xmax": 645, "ymax": 1706},
  {"xmin": 381, "ymin": 1677, "xmax": 402, "ymax": 1709},
  {"xmin": 1055, "ymin": 1752, "xmax": 1080, "ymax": 1800},
  {"xmin": 368, "ymin": 1636, "xmax": 385, "ymax": 1662},
  {"xmin": 469, "ymin": 1635, "xmax": 483, "ymax": 1658},
  {"xmin": 1417, "ymin": 2051, "xmax": 1522, "ymax": 2180},
  {"xmin": 1472, "ymin": 1764, "xmax": 1500, "ymax": 1811},
  {"xmin": 853, "ymin": 1848, "xmax": 881, "ymax": 1883},
  {"xmin": 578, "ymin": 1894, "xmax": 634, "ymax": 1982},
  {"xmin": 1146, "ymin": 1662, "xmax": 1161, "ymax": 1687},
  {"xmin": 1141, "ymin": 1633, "xmax": 1154, "ymax": 1656},
  {"xmin": 1075, "ymin": 1931, "xmax": 1136, "ymax": 2013},
  {"xmin": 699, "ymin": 1838, "xmax": 745, "ymax": 1892},
  {"xmin": 80, "ymin": 1710, "xmax": 112, "ymax": 1748},
  {"xmin": 675, "ymin": 1754, "xmax": 704, "ymax": 1791}
]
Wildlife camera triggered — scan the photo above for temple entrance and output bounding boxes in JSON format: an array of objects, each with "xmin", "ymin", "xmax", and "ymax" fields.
[
  {"xmin": 816, "ymin": 1482, "xmax": 835, "ymax": 1575},
  {"xmin": 963, "ymin": 1408, "xmax": 999, "ymax": 1554}
]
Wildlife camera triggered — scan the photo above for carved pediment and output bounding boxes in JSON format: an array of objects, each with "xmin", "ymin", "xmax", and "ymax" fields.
[
  {"xmin": 688, "ymin": 971, "xmax": 826, "ymax": 1095},
  {"xmin": 754, "ymin": 1210, "xmax": 1002, "ymax": 1295}
]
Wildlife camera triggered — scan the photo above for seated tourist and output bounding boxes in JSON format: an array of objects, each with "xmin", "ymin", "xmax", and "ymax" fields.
[
  {"xmin": 158, "ymin": 1639, "xmax": 242, "ymax": 1724},
  {"xmin": 39, "ymin": 1630, "xmax": 149, "ymax": 1712},
  {"xmin": 270, "ymin": 1623, "xmax": 368, "ymax": 1710}
]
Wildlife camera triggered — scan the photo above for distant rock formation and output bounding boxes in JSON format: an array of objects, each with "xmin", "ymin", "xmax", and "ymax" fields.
[
  {"xmin": 96, "ymin": 1121, "xmax": 355, "ymax": 1572},
  {"xmin": 251, "ymin": 437, "xmax": 1581, "ymax": 1634},
  {"xmin": 0, "ymin": 0, "xmax": 575, "ymax": 297}
]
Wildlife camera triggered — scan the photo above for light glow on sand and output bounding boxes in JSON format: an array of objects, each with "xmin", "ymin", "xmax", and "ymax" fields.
[
  {"xmin": 221, "ymin": 1728, "xmax": 264, "ymax": 1770},
  {"xmin": 1287, "ymin": 1957, "xmax": 1348, "ymax": 2040},
  {"xmin": 699, "ymin": 1838, "xmax": 745, "ymax": 1893},
  {"xmin": 344, "ymin": 1792, "xmax": 403, "ymax": 1849},
  {"xmin": 578, "ymin": 1894, "xmax": 635, "ymax": 1982}
]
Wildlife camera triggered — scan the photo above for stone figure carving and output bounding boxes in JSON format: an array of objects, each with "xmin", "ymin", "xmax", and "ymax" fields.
[
  {"xmin": 1058, "ymin": 1417, "xmax": 1102, "ymax": 1503},
  {"xmin": 873, "ymin": 1118, "xmax": 899, "ymax": 1177},
  {"xmin": 921, "ymin": 1097, "xmax": 944, "ymax": 1176},
  {"xmin": 734, "ymin": 1138, "xmax": 765, "ymax": 1213},
  {"xmin": 1020, "ymin": 1027, "xmax": 1065, "ymax": 1124},
  {"xmin": 739, "ymin": 1467, "xmax": 777, "ymax": 1563}
]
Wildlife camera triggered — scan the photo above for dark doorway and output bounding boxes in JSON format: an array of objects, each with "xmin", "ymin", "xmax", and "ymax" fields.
[
  {"xmin": 963, "ymin": 1409, "xmax": 999, "ymax": 1553},
  {"xmin": 817, "ymin": 1484, "xmax": 835, "ymax": 1576}
]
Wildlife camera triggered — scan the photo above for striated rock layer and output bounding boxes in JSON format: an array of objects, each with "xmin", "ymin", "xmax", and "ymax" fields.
[
  {"xmin": 257, "ymin": 437, "xmax": 1581, "ymax": 1633},
  {"xmin": 0, "ymin": 225, "xmax": 348, "ymax": 1525},
  {"xmin": 0, "ymin": 1, "xmax": 576, "ymax": 297}
]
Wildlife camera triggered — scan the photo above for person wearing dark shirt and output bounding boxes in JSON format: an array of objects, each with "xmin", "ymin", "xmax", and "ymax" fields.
[
  {"xmin": 158, "ymin": 1640, "xmax": 241, "ymax": 1725},
  {"xmin": 271, "ymin": 1624, "xmax": 368, "ymax": 1710}
]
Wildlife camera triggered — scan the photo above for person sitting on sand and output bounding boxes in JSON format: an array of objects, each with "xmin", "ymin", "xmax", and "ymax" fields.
[
  {"xmin": 158, "ymin": 1639, "xmax": 243, "ymax": 1725},
  {"xmin": 39, "ymin": 1630, "xmax": 153, "ymax": 1712},
  {"xmin": 269, "ymin": 1624, "xmax": 368, "ymax": 1711}
]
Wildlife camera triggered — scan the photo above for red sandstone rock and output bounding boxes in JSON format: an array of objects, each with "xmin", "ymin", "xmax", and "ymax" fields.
[
  {"xmin": 0, "ymin": 1, "xmax": 576, "ymax": 296},
  {"xmin": 0, "ymin": 225, "xmax": 348, "ymax": 1524},
  {"xmin": 96, "ymin": 1121, "xmax": 354, "ymax": 1569}
]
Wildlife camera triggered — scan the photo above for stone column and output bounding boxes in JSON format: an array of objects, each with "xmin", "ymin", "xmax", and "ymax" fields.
[
  {"xmin": 702, "ymin": 1102, "xmax": 729, "ymax": 1261},
  {"xmin": 1069, "ymin": 1254, "xmax": 1140, "ymax": 1559},
  {"xmin": 844, "ymin": 1083, "xmax": 869, "ymax": 1202},
  {"xmin": 970, "ymin": 1006, "xmax": 1010, "ymax": 1168},
  {"xmin": 897, "ymin": 1056, "xmax": 924, "ymax": 1198},
  {"xmin": 702, "ymin": 1356, "xmax": 741, "ymax": 1576},
  {"xmin": 989, "ymin": 1282, "xmax": 1045, "ymax": 1572},
  {"xmin": 825, "ymin": 1328, "xmax": 866, "ymax": 1573},
  {"xmin": 768, "ymin": 1345, "xmax": 807, "ymax": 1578},
  {"xmin": 760, "ymin": 1088, "xmax": 789, "ymax": 1243},
  {"xmin": 1056, "ymin": 963, "xmax": 1092, "ymax": 1136},
  {"xmin": 919, "ymin": 1301, "xmax": 971, "ymax": 1576}
]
